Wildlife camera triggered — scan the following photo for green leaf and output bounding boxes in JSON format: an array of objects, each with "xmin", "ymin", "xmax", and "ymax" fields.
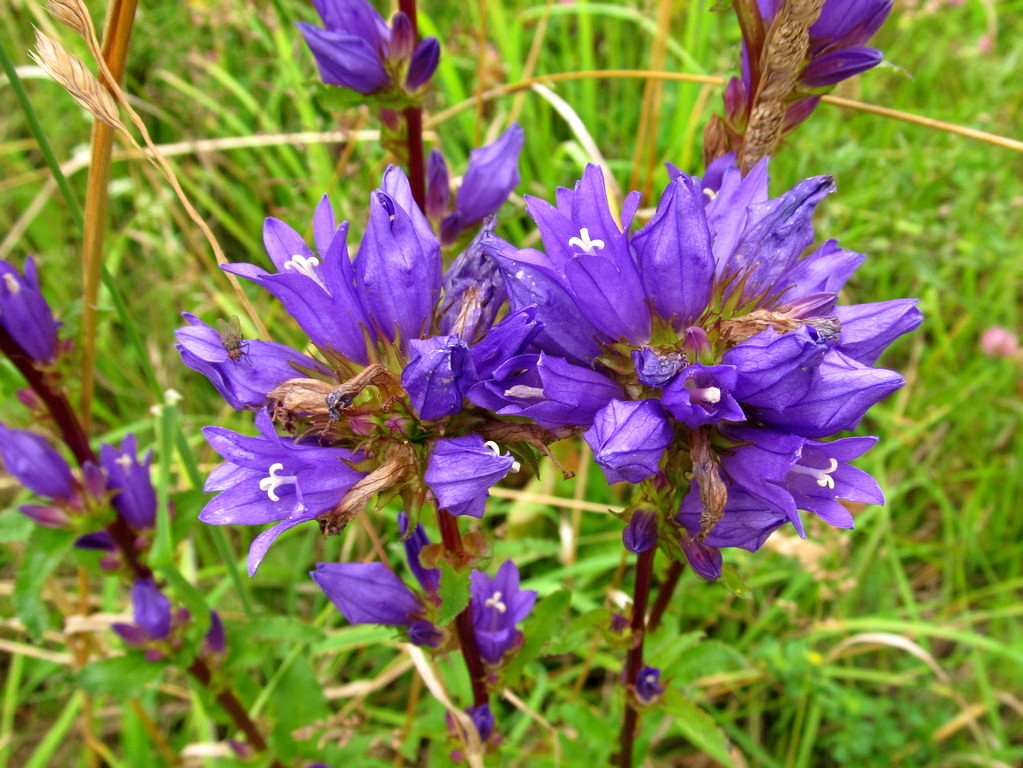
[
  {"xmin": 502, "ymin": 589, "xmax": 572, "ymax": 687},
  {"xmin": 15, "ymin": 526, "xmax": 74, "ymax": 635},
  {"xmin": 660, "ymin": 688, "xmax": 736, "ymax": 767},
  {"xmin": 436, "ymin": 562, "xmax": 471, "ymax": 627},
  {"xmin": 547, "ymin": 608, "xmax": 612, "ymax": 655},
  {"xmin": 720, "ymin": 563, "xmax": 754, "ymax": 601},
  {"xmin": 249, "ymin": 616, "xmax": 326, "ymax": 644},
  {"xmin": 75, "ymin": 655, "xmax": 166, "ymax": 697}
]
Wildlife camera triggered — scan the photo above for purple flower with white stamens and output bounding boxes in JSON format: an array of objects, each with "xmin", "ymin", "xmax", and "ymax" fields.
[
  {"xmin": 635, "ymin": 666, "xmax": 665, "ymax": 703},
  {"xmin": 424, "ymin": 436, "xmax": 518, "ymax": 518},
  {"xmin": 623, "ymin": 510, "xmax": 658, "ymax": 554},
  {"xmin": 312, "ymin": 562, "xmax": 423, "ymax": 626},
  {"xmin": 661, "ymin": 364, "xmax": 745, "ymax": 428},
  {"xmin": 469, "ymin": 560, "xmax": 536, "ymax": 666},
  {"xmin": 0, "ymin": 257, "xmax": 61, "ymax": 364},
  {"xmin": 200, "ymin": 409, "xmax": 365, "ymax": 575},
  {"xmin": 99, "ymin": 435, "xmax": 156, "ymax": 531}
]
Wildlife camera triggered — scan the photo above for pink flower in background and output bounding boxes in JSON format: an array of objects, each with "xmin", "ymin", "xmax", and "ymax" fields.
[{"xmin": 980, "ymin": 327, "xmax": 1019, "ymax": 358}]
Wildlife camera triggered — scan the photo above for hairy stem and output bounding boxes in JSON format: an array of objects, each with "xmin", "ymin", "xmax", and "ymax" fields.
[
  {"xmin": 617, "ymin": 546, "xmax": 655, "ymax": 768},
  {"xmin": 436, "ymin": 510, "xmax": 489, "ymax": 707},
  {"xmin": 647, "ymin": 559, "xmax": 686, "ymax": 633}
]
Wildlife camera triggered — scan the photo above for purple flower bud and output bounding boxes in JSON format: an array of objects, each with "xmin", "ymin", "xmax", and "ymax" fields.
[
  {"xmin": 467, "ymin": 704, "xmax": 495, "ymax": 742},
  {"xmin": 205, "ymin": 611, "xmax": 226, "ymax": 655},
  {"xmin": 802, "ymin": 46, "xmax": 884, "ymax": 88},
  {"xmin": 312, "ymin": 562, "xmax": 422, "ymax": 626},
  {"xmin": 631, "ymin": 347, "xmax": 686, "ymax": 388},
  {"xmin": 424, "ymin": 435, "xmax": 518, "ymax": 518},
  {"xmin": 75, "ymin": 531, "xmax": 115, "ymax": 551},
  {"xmin": 468, "ymin": 308, "xmax": 540, "ymax": 379},
  {"xmin": 684, "ymin": 326, "xmax": 713, "ymax": 359},
  {"xmin": 406, "ymin": 37, "xmax": 440, "ymax": 90},
  {"xmin": 635, "ymin": 666, "xmax": 665, "ymax": 703},
  {"xmin": 18, "ymin": 504, "xmax": 69, "ymax": 528},
  {"xmin": 623, "ymin": 510, "xmax": 657, "ymax": 554},
  {"xmin": 100, "ymin": 435, "xmax": 156, "ymax": 531},
  {"xmin": 661, "ymin": 364, "xmax": 745, "ymax": 428},
  {"xmin": 584, "ymin": 399, "xmax": 673, "ymax": 485},
  {"xmin": 388, "ymin": 12, "xmax": 414, "ymax": 60},
  {"xmin": 680, "ymin": 534, "xmax": 723, "ymax": 581},
  {"xmin": 112, "ymin": 622, "xmax": 149, "ymax": 647},
  {"xmin": 132, "ymin": 579, "xmax": 172, "ymax": 640},
  {"xmin": 470, "ymin": 560, "xmax": 536, "ymax": 665},
  {"xmin": 402, "ymin": 335, "xmax": 476, "ymax": 421},
  {"xmin": 398, "ymin": 512, "xmax": 440, "ymax": 594},
  {"xmin": 439, "ymin": 212, "xmax": 464, "ymax": 246},
  {"xmin": 408, "ymin": 620, "xmax": 444, "ymax": 648},
  {"xmin": 0, "ymin": 257, "xmax": 61, "ymax": 364},
  {"xmin": 426, "ymin": 149, "xmax": 451, "ymax": 221},
  {"xmin": 82, "ymin": 461, "xmax": 106, "ymax": 499},
  {"xmin": 454, "ymin": 124, "xmax": 525, "ymax": 226},
  {"xmin": 0, "ymin": 422, "xmax": 75, "ymax": 500},
  {"xmin": 834, "ymin": 299, "xmax": 923, "ymax": 365}
]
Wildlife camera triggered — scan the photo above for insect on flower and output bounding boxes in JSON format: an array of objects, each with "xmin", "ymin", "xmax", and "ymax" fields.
[{"xmin": 216, "ymin": 316, "xmax": 248, "ymax": 363}]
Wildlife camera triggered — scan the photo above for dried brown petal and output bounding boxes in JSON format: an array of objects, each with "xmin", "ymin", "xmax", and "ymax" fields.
[
  {"xmin": 690, "ymin": 427, "xmax": 727, "ymax": 541},
  {"xmin": 317, "ymin": 444, "xmax": 417, "ymax": 536}
]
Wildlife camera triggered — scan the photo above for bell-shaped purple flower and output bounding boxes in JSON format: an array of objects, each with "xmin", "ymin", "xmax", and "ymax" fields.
[
  {"xmin": 468, "ymin": 308, "xmax": 541, "ymax": 380},
  {"xmin": 678, "ymin": 480, "xmax": 791, "ymax": 552},
  {"xmin": 424, "ymin": 435, "xmax": 518, "ymax": 518},
  {"xmin": 175, "ymin": 313, "xmax": 325, "ymax": 409},
  {"xmin": 753, "ymin": 349, "xmax": 904, "ymax": 439},
  {"xmin": 723, "ymin": 326, "xmax": 829, "ymax": 410},
  {"xmin": 312, "ymin": 562, "xmax": 423, "ymax": 626},
  {"xmin": 398, "ymin": 512, "xmax": 440, "ymax": 594},
  {"xmin": 470, "ymin": 560, "xmax": 536, "ymax": 665},
  {"xmin": 0, "ymin": 257, "xmax": 61, "ymax": 364},
  {"xmin": 406, "ymin": 37, "xmax": 440, "ymax": 90},
  {"xmin": 632, "ymin": 173, "xmax": 714, "ymax": 328},
  {"xmin": 584, "ymin": 399, "xmax": 673, "ymax": 485},
  {"xmin": 782, "ymin": 436, "xmax": 884, "ymax": 529},
  {"xmin": 99, "ymin": 435, "xmax": 156, "ymax": 530},
  {"xmin": 200, "ymin": 409, "xmax": 365, "ymax": 575},
  {"xmin": 623, "ymin": 509, "xmax": 658, "ymax": 554},
  {"xmin": 0, "ymin": 422, "xmax": 75, "ymax": 501},
  {"xmin": 835, "ymin": 299, "xmax": 923, "ymax": 365},
  {"xmin": 131, "ymin": 578, "xmax": 172, "ymax": 640},
  {"xmin": 402, "ymin": 335, "xmax": 476, "ymax": 421},
  {"xmin": 679, "ymin": 533, "xmax": 723, "ymax": 581},
  {"xmin": 661, "ymin": 364, "xmax": 745, "ymax": 428},
  {"xmin": 452, "ymin": 124, "xmax": 525, "ymax": 229}
]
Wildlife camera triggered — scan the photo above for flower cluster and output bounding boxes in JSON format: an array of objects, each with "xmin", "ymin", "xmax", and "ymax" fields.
[{"xmin": 481, "ymin": 156, "xmax": 920, "ymax": 578}]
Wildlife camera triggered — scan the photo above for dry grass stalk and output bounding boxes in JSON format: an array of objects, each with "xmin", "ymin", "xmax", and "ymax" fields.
[
  {"xmin": 46, "ymin": 0, "xmax": 93, "ymax": 40},
  {"xmin": 741, "ymin": 0, "xmax": 824, "ymax": 172},
  {"xmin": 29, "ymin": 30, "xmax": 122, "ymax": 129}
]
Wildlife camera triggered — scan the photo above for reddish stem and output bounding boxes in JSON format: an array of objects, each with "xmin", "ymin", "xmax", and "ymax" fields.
[
  {"xmin": 647, "ymin": 559, "xmax": 685, "ymax": 633},
  {"xmin": 397, "ymin": 0, "xmax": 426, "ymax": 209},
  {"xmin": 617, "ymin": 546, "xmax": 655, "ymax": 768},
  {"xmin": 436, "ymin": 510, "xmax": 489, "ymax": 707}
]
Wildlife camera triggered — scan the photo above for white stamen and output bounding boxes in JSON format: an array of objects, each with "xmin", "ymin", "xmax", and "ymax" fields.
[
  {"xmin": 484, "ymin": 591, "xmax": 507, "ymax": 614},
  {"xmin": 114, "ymin": 454, "xmax": 134, "ymax": 471},
  {"xmin": 702, "ymin": 386, "xmax": 721, "ymax": 404},
  {"xmin": 259, "ymin": 462, "xmax": 298, "ymax": 502},
  {"xmin": 2, "ymin": 274, "xmax": 19, "ymax": 294},
  {"xmin": 790, "ymin": 458, "xmax": 840, "ymax": 490},
  {"xmin": 484, "ymin": 441, "xmax": 521, "ymax": 474},
  {"xmin": 684, "ymin": 378, "xmax": 722, "ymax": 405},
  {"xmin": 703, "ymin": 187, "xmax": 718, "ymax": 201},
  {"xmin": 567, "ymin": 227, "xmax": 605, "ymax": 255},
  {"xmin": 504, "ymin": 385, "xmax": 544, "ymax": 400},
  {"xmin": 283, "ymin": 254, "xmax": 321, "ymax": 280}
]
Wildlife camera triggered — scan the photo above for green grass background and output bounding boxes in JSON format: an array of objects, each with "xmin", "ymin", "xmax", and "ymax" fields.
[{"xmin": 1, "ymin": 0, "xmax": 1022, "ymax": 766}]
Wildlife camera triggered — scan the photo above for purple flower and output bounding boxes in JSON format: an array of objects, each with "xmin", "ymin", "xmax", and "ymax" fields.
[
  {"xmin": 467, "ymin": 704, "xmax": 495, "ymax": 742},
  {"xmin": 312, "ymin": 561, "xmax": 423, "ymax": 626},
  {"xmin": 398, "ymin": 512, "xmax": 440, "ymax": 594},
  {"xmin": 116, "ymin": 579, "xmax": 172, "ymax": 641},
  {"xmin": 424, "ymin": 436, "xmax": 518, "ymax": 518},
  {"xmin": 635, "ymin": 666, "xmax": 664, "ymax": 703},
  {"xmin": 402, "ymin": 335, "xmax": 476, "ymax": 421},
  {"xmin": 470, "ymin": 560, "xmax": 536, "ymax": 665},
  {"xmin": 0, "ymin": 422, "xmax": 75, "ymax": 501},
  {"xmin": 722, "ymin": 326, "xmax": 829, "ymax": 410},
  {"xmin": 175, "ymin": 313, "xmax": 325, "ymax": 409},
  {"xmin": 584, "ymin": 400, "xmax": 673, "ymax": 484},
  {"xmin": 408, "ymin": 619, "xmax": 444, "ymax": 647},
  {"xmin": 0, "ymin": 257, "xmax": 61, "ymax": 364},
  {"xmin": 298, "ymin": 0, "xmax": 440, "ymax": 95},
  {"xmin": 834, "ymin": 299, "xmax": 923, "ymax": 365},
  {"xmin": 661, "ymin": 364, "xmax": 745, "ymax": 428},
  {"xmin": 200, "ymin": 409, "xmax": 365, "ymax": 575},
  {"xmin": 631, "ymin": 347, "xmax": 687, "ymax": 388},
  {"xmin": 623, "ymin": 510, "xmax": 657, "ymax": 554},
  {"xmin": 99, "ymin": 435, "xmax": 156, "ymax": 530},
  {"xmin": 205, "ymin": 611, "xmax": 226, "ymax": 655}
]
